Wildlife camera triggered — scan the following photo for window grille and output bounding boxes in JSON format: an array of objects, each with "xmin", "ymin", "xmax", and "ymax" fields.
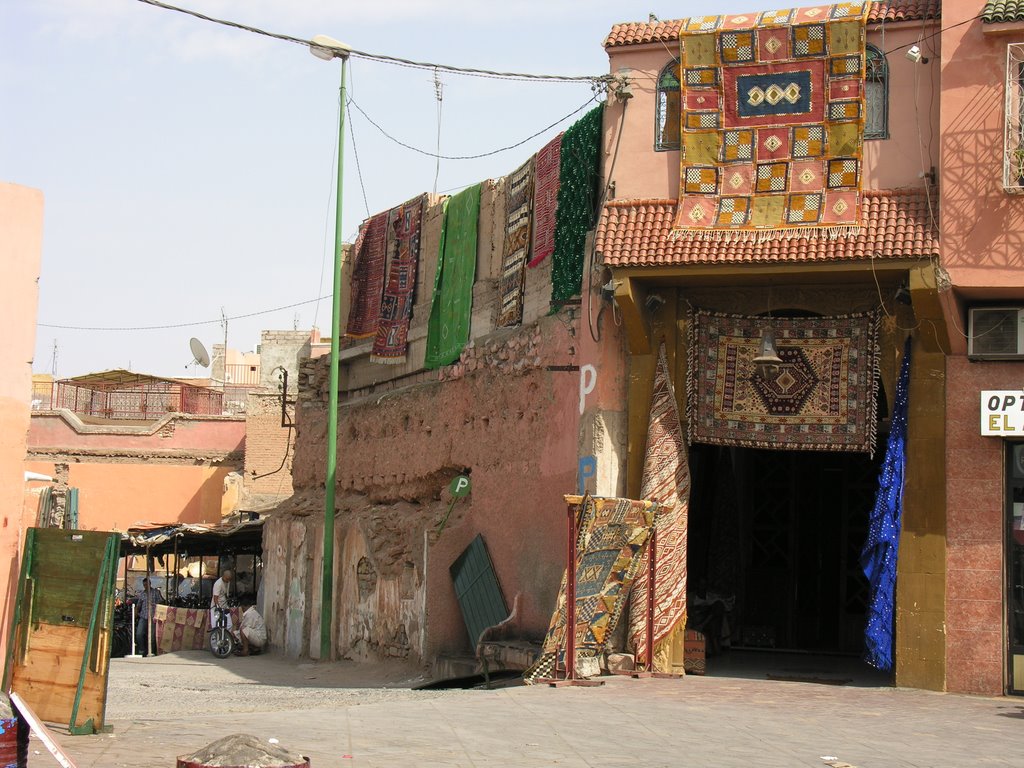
[
  {"xmin": 1005, "ymin": 43, "xmax": 1024, "ymax": 193},
  {"xmin": 655, "ymin": 60, "xmax": 681, "ymax": 151},
  {"xmin": 865, "ymin": 45, "xmax": 889, "ymax": 140}
]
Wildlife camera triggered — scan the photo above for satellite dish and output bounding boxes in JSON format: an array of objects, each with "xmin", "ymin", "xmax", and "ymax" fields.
[{"xmin": 189, "ymin": 337, "xmax": 211, "ymax": 368}]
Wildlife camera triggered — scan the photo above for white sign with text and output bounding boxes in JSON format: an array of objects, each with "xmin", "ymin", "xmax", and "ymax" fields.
[{"xmin": 981, "ymin": 390, "xmax": 1024, "ymax": 435}]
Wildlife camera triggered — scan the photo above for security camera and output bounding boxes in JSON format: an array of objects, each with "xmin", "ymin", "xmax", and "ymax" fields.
[{"xmin": 906, "ymin": 45, "xmax": 923, "ymax": 63}]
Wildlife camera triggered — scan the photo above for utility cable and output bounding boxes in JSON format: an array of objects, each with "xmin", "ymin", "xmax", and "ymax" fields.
[
  {"xmin": 134, "ymin": 0, "xmax": 605, "ymax": 84},
  {"xmin": 348, "ymin": 94, "xmax": 599, "ymax": 160},
  {"xmin": 40, "ymin": 295, "xmax": 333, "ymax": 332}
]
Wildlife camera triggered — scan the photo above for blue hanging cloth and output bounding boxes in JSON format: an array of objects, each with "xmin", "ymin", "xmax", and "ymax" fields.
[{"xmin": 861, "ymin": 336, "xmax": 912, "ymax": 671}]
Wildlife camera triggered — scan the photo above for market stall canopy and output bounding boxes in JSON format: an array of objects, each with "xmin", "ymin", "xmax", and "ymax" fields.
[{"xmin": 121, "ymin": 518, "xmax": 263, "ymax": 558}]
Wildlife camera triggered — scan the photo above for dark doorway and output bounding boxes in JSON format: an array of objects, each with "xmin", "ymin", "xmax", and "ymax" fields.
[{"xmin": 688, "ymin": 444, "xmax": 881, "ymax": 655}]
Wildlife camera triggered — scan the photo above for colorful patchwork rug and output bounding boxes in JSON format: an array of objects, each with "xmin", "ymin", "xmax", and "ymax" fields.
[
  {"xmin": 345, "ymin": 211, "xmax": 389, "ymax": 339},
  {"xmin": 371, "ymin": 196, "xmax": 425, "ymax": 364},
  {"xmin": 424, "ymin": 185, "xmax": 481, "ymax": 370},
  {"xmin": 552, "ymin": 104, "xmax": 603, "ymax": 304},
  {"xmin": 672, "ymin": 3, "xmax": 870, "ymax": 240},
  {"xmin": 628, "ymin": 344, "xmax": 690, "ymax": 673},
  {"xmin": 687, "ymin": 308, "xmax": 880, "ymax": 453},
  {"xmin": 529, "ymin": 133, "xmax": 562, "ymax": 268},
  {"xmin": 525, "ymin": 495, "xmax": 656, "ymax": 683},
  {"xmin": 497, "ymin": 157, "xmax": 535, "ymax": 327}
]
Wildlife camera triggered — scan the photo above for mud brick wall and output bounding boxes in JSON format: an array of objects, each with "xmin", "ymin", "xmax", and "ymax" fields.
[{"xmin": 243, "ymin": 391, "xmax": 295, "ymax": 509}]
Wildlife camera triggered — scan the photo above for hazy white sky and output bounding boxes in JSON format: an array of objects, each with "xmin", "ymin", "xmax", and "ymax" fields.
[{"xmin": 3, "ymin": 0, "xmax": 723, "ymax": 379}]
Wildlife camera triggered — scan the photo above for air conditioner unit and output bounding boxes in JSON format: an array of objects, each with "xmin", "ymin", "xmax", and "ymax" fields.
[{"xmin": 968, "ymin": 307, "xmax": 1024, "ymax": 358}]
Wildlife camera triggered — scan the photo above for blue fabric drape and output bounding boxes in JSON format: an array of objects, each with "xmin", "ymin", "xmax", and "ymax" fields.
[{"xmin": 861, "ymin": 337, "xmax": 912, "ymax": 671}]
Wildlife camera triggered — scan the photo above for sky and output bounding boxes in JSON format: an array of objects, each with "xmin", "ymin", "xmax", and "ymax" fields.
[{"xmin": 2, "ymin": 0, "xmax": 724, "ymax": 379}]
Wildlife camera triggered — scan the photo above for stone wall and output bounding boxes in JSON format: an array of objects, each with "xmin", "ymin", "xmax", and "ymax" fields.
[
  {"xmin": 266, "ymin": 307, "xmax": 618, "ymax": 663},
  {"xmin": 243, "ymin": 391, "xmax": 295, "ymax": 511}
]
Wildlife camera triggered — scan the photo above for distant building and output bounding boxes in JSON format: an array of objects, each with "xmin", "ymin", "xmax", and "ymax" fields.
[{"xmin": 25, "ymin": 369, "xmax": 244, "ymax": 532}]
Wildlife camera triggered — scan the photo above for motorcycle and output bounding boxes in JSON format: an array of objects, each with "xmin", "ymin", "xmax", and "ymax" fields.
[{"xmin": 208, "ymin": 606, "xmax": 235, "ymax": 658}]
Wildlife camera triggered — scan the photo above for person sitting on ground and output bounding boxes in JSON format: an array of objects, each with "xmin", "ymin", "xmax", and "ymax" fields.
[
  {"xmin": 235, "ymin": 602, "xmax": 267, "ymax": 656},
  {"xmin": 210, "ymin": 569, "xmax": 233, "ymax": 632}
]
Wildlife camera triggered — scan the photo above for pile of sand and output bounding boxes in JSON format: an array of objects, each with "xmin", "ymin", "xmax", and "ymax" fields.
[{"xmin": 177, "ymin": 734, "xmax": 308, "ymax": 767}]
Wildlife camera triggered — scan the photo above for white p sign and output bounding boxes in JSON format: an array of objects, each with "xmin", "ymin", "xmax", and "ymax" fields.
[{"xmin": 579, "ymin": 364, "xmax": 597, "ymax": 414}]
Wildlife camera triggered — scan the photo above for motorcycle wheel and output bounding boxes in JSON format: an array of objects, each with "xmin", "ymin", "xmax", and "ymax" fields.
[{"xmin": 210, "ymin": 628, "xmax": 234, "ymax": 659}]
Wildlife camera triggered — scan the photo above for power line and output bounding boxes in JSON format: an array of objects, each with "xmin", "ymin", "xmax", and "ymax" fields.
[
  {"xmin": 880, "ymin": 12, "xmax": 983, "ymax": 57},
  {"xmin": 39, "ymin": 295, "xmax": 333, "ymax": 332},
  {"xmin": 134, "ymin": 0, "xmax": 605, "ymax": 84},
  {"xmin": 349, "ymin": 94, "xmax": 599, "ymax": 161}
]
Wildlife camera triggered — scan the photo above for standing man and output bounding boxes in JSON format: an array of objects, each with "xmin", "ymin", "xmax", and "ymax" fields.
[
  {"xmin": 135, "ymin": 577, "xmax": 164, "ymax": 658},
  {"xmin": 210, "ymin": 569, "xmax": 233, "ymax": 632}
]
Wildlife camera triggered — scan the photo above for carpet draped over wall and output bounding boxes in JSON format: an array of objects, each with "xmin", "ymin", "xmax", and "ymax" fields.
[
  {"xmin": 371, "ymin": 195, "xmax": 425, "ymax": 364},
  {"xmin": 551, "ymin": 104, "xmax": 604, "ymax": 304},
  {"xmin": 345, "ymin": 211, "xmax": 389, "ymax": 339},
  {"xmin": 687, "ymin": 308, "xmax": 880, "ymax": 453},
  {"xmin": 529, "ymin": 133, "xmax": 563, "ymax": 268},
  {"xmin": 628, "ymin": 344, "xmax": 691, "ymax": 672},
  {"xmin": 673, "ymin": 3, "xmax": 869, "ymax": 240},
  {"xmin": 497, "ymin": 157, "xmax": 535, "ymax": 328},
  {"xmin": 424, "ymin": 184, "xmax": 482, "ymax": 370}
]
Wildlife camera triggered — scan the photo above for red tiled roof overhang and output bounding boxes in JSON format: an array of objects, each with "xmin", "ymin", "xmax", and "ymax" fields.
[
  {"xmin": 604, "ymin": 0, "xmax": 941, "ymax": 48},
  {"xmin": 597, "ymin": 190, "xmax": 939, "ymax": 267}
]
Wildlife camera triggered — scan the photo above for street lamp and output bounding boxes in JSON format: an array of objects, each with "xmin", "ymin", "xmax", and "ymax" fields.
[{"xmin": 310, "ymin": 32, "xmax": 351, "ymax": 662}]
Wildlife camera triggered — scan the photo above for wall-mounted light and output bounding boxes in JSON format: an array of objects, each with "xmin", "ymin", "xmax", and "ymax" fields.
[
  {"xmin": 906, "ymin": 45, "xmax": 928, "ymax": 64},
  {"xmin": 645, "ymin": 293, "xmax": 666, "ymax": 311},
  {"xmin": 753, "ymin": 327, "xmax": 783, "ymax": 379}
]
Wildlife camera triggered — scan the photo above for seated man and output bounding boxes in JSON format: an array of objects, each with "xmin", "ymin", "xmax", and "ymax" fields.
[{"xmin": 235, "ymin": 603, "xmax": 267, "ymax": 656}]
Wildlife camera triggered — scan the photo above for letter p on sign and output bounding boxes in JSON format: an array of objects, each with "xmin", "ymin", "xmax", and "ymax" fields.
[{"xmin": 579, "ymin": 364, "xmax": 597, "ymax": 414}]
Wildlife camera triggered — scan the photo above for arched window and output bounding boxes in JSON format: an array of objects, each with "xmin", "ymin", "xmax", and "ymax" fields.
[
  {"xmin": 656, "ymin": 60, "xmax": 681, "ymax": 151},
  {"xmin": 865, "ymin": 45, "xmax": 888, "ymax": 140}
]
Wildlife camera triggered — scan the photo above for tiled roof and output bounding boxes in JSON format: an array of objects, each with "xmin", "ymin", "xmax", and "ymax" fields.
[
  {"xmin": 604, "ymin": 0, "xmax": 941, "ymax": 48},
  {"xmin": 597, "ymin": 190, "xmax": 939, "ymax": 267},
  {"xmin": 982, "ymin": 0, "xmax": 1024, "ymax": 23}
]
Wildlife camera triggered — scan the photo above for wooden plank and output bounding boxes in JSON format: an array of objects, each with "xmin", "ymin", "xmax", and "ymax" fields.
[
  {"xmin": 10, "ymin": 625, "xmax": 106, "ymax": 728},
  {"xmin": 9, "ymin": 692, "xmax": 78, "ymax": 768}
]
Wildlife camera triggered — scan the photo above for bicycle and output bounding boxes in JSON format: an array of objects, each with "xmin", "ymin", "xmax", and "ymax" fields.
[{"xmin": 209, "ymin": 606, "xmax": 235, "ymax": 659}]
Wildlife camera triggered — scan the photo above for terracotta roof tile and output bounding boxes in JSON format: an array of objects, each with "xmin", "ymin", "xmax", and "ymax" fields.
[
  {"xmin": 596, "ymin": 190, "xmax": 939, "ymax": 267},
  {"xmin": 604, "ymin": 0, "xmax": 941, "ymax": 48},
  {"xmin": 982, "ymin": 0, "xmax": 1024, "ymax": 23}
]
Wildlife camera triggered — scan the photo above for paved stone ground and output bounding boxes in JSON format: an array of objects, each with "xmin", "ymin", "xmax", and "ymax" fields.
[{"xmin": 48, "ymin": 652, "xmax": 1024, "ymax": 768}]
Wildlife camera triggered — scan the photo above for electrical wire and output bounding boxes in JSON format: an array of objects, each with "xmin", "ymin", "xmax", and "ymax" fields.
[
  {"xmin": 880, "ymin": 12, "xmax": 982, "ymax": 57},
  {"xmin": 313, "ymin": 91, "xmax": 341, "ymax": 331},
  {"xmin": 347, "ymin": 100, "xmax": 371, "ymax": 219},
  {"xmin": 348, "ymin": 94, "xmax": 600, "ymax": 160},
  {"xmin": 39, "ymin": 295, "xmax": 333, "ymax": 332},
  {"xmin": 134, "ymin": 0, "xmax": 605, "ymax": 84}
]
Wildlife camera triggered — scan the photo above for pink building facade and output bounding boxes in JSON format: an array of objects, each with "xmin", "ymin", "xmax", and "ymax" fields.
[{"xmin": 0, "ymin": 182, "xmax": 44, "ymax": 663}]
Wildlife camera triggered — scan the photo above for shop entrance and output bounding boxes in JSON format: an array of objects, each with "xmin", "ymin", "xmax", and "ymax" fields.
[{"xmin": 688, "ymin": 444, "xmax": 882, "ymax": 657}]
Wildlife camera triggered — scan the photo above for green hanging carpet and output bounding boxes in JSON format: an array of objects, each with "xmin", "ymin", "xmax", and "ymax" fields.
[
  {"xmin": 425, "ymin": 184, "xmax": 482, "ymax": 369},
  {"xmin": 551, "ymin": 103, "xmax": 604, "ymax": 305}
]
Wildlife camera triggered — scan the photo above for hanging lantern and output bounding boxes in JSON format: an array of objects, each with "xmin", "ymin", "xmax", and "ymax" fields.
[{"xmin": 753, "ymin": 327, "xmax": 782, "ymax": 378}]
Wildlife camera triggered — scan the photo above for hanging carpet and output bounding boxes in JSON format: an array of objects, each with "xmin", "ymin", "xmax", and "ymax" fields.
[
  {"xmin": 687, "ymin": 308, "xmax": 880, "ymax": 453},
  {"xmin": 371, "ymin": 196, "xmax": 425, "ymax": 364},
  {"xmin": 552, "ymin": 104, "xmax": 604, "ymax": 304},
  {"xmin": 424, "ymin": 184, "xmax": 481, "ymax": 370},
  {"xmin": 861, "ymin": 336, "xmax": 911, "ymax": 671},
  {"xmin": 345, "ymin": 211, "xmax": 389, "ymax": 339},
  {"xmin": 628, "ymin": 344, "xmax": 691, "ymax": 673},
  {"xmin": 497, "ymin": 157, "xmax": 535, "ymax": 328},
  {"xmin": 529, "ymin": 133, "xmax": 562, "ymax": 268},
  {"xmin": 672, "ymin": 3, "xmax": 870, "ymax": 240},
  {"xmin": 525, "ymin": 495, "xmax": 656, "ymax": 683}
]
